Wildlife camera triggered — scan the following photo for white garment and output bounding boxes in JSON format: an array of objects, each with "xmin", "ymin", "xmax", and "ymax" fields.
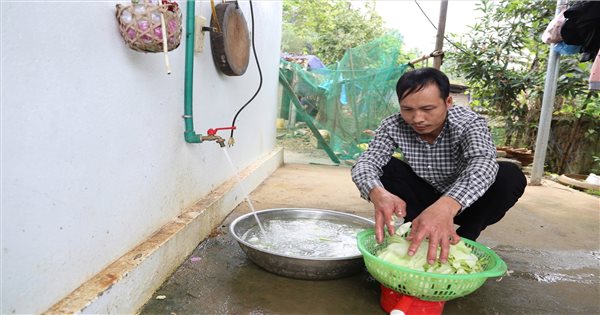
[{"xmin": 590, "ymin": 51, "xmax": 600, "ymax": 90}]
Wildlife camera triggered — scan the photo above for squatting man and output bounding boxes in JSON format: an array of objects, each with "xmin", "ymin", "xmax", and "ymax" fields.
[{"xmin": 351, "ymin": 67, "xmax": 526, "ymax": 265}]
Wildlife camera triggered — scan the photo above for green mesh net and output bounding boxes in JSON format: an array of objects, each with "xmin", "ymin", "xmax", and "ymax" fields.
[{"xmin": 280, "ymin": 35, "xmax": 411, "ymax": 163}]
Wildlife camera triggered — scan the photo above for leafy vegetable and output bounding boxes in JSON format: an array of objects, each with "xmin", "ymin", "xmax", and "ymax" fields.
[{"xmin": 377, "ymin": 222, "xmax": 485, "ymax": 274}]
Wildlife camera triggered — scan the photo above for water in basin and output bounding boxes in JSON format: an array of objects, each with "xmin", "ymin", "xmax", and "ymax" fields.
[{"xmin": 241, "ymin": 218, "xmax": 365, "ymax": 258}]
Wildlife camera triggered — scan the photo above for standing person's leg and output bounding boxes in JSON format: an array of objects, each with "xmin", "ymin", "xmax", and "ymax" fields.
[
  {"xmin": 454, "ymin": 162, "xmax": 527, "ymax": 240},
  {"xmin": 380, "ymin": 158, "xmax": 441, "ymax": 221}
]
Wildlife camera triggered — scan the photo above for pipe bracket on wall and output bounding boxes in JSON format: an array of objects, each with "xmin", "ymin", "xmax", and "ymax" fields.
[{"xmin": 194, "ymin": 16, "xmax": 209, "ymax": 53}]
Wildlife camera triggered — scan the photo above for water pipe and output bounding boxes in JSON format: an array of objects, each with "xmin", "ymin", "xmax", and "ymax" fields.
[
  {"xmin": 182, "ymin": 0, "xmax": 235, "ymax": 148},
  {"xmin": 183, "ymin": 0, "xmax": 202, "ymax": 143},
  {"xmin": 182, "ymin": 0, "xmax": 247, "ymax": 147}
]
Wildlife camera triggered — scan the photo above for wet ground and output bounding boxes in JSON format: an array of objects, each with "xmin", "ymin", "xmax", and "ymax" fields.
[{"xmin": 140, "ymin": 154, "xmax": 600, "ymax": 315}]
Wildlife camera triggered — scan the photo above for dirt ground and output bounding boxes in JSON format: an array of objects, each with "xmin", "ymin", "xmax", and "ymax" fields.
[{"xmin": 276, "ymin": 129, "xmax": 331, "ymax": 156}]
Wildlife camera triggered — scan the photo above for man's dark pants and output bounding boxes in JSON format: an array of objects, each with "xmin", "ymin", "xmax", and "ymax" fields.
[{"xmin": 380, "ymin": 158, "xmax": 527, "ymax": 241}]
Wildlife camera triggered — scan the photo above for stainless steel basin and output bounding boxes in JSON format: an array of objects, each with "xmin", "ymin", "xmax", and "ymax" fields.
[{"xmin": 229, "ymin": 208, "xmax": 374, "ymax": 280}]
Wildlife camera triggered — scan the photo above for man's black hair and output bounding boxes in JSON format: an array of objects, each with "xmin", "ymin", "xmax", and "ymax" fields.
[{"xmin": 396, "ymin": 67, "xmax": 450, "ymax": 101}]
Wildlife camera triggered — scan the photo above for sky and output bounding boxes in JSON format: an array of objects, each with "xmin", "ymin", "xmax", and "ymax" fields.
[{"xmin": 372, "ymin": 0, "xmax": 483, "ymax": 54}]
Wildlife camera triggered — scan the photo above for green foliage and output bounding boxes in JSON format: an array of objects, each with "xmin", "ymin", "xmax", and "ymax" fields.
[
  {"xmin": 592, "ymin": 156, "xmax": 600, "ymax": 173},
  {"xmin": 445, "ymin": 0, "xmax": 598, "ymax": 150},
  {"xmin": 584, "ymin": 189, "xmax": 600, "ymax": 197},
  {"xmin": 282, "ymin": 0, "xmax": 386, "ymax": 64},
  {"xmin": 446, "ymin": 0, "xmax": 550, "ymax": 115}
]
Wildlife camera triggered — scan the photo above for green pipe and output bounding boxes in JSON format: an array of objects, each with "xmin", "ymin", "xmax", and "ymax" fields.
[{"xmin": 183, "ymin": 0, "xmax": 202, "ymax": 143}]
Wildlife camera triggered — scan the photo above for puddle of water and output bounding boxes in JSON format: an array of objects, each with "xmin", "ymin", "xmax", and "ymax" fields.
[
  {"xmin": 532, "ymin": 271, "xmax": 598, "ymax": 284},
  {"xmin": 493, "ymin": 245, "xmax": 600, "ymax": 285},
  {"xmin": 494, "ymin": 245, "xmax": 599, "ymax": 269}
]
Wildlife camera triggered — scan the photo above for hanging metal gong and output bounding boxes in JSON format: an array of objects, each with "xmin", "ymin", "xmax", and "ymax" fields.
[{"xmin": 210, "ymin": 1, "xmax": 251, "ymax": 76}]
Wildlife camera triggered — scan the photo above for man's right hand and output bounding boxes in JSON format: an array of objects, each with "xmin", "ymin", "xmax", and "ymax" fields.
[{"xmin": 369, "ymin": 186, "xmax": 407, "ymax": 243}]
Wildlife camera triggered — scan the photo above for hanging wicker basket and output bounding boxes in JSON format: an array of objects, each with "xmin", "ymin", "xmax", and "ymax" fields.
[{"xmin": 115, "ymin": 0, "xmax": 182, "ymax": 53}]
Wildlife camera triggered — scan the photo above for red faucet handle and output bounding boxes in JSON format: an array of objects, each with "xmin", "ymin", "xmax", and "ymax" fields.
[{"xmin": 207, "ymin": 126, "xmax": 236, "ymax": 136}]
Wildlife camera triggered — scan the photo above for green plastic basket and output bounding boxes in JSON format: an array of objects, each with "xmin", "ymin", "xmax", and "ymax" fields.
[{"xmin": 357, "ymin": 229, "xmax": 507, "ymax": 301}]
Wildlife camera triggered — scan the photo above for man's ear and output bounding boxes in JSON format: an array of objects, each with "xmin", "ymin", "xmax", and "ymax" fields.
[{"xmin": 446, "ymin": 96, "xmax": 453, "ymax": 109}]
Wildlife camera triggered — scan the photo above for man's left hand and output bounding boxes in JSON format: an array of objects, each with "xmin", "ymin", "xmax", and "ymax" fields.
[{"xmin": 406, "ymin": 196, "xmax": 461, "ymax": 264}]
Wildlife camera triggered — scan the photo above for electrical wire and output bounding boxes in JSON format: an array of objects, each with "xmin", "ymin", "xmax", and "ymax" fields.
[
  {"xmin": 229, "ymin": 0, "xmax": 263, "ymax": 142},
  {"xmin": 413, "ymin": 0, "xmax": 469, "ymax": 54},
  {"xmin": 414, "ymin": 0, "xmax": 438, "ymax": 30}
]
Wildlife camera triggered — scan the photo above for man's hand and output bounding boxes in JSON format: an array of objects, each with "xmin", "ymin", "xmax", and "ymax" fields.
[
  {"xmin": 369, "ymin": 186, "xmax": 407, "ymax": 243},
  {"xmin": 406, "ymin": 196, "xmax": 461, "ymax": 264}
]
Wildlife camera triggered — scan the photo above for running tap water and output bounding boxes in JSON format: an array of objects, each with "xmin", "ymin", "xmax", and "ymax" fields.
[{"xmin": 221, "ymin": 147, "xmax": 266, "ymax": 234}]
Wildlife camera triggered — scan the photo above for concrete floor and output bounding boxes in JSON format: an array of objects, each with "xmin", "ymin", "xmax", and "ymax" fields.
[{"xmin": 140, "ymin": 152, "xmax": 600, "ymax": 315}]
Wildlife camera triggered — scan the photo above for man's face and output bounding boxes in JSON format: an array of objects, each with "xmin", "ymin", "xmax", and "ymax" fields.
[{"xmin": 399, "ymin": 83, "xmax": 452, "ymax": 142}]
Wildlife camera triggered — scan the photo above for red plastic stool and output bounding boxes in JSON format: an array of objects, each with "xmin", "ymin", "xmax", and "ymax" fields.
[{"xmin": 380, "ymin": 285, "xmax": 445, "ymax": 315}]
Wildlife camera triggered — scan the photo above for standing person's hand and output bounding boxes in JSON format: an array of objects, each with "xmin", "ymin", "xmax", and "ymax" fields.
[
  {"xmin": 369, "ymin": 186, "xmax": 407, "ymax": 243},
  {"xmin": 406, "ymin": 196, "xmax": 461, "ymax": 264}
]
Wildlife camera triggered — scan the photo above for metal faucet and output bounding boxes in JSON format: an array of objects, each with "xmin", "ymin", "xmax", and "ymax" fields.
[
  {"xmin": 202, "ymin": 126, "xmax": 236, "ymax": 148},
  {"xmin": 201, "ymin": 135, "xmax": 226, "ymax": 147}
]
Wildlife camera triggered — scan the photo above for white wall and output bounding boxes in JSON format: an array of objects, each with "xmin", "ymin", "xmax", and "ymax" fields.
[{"xmin": 0, "ymin": 1, "xmax": 282, "ymax": 313}]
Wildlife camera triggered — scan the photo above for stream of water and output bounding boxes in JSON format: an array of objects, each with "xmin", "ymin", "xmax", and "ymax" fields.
[{"xmin": 221, "ymin": 147, "xmax": 266, "ymax": 234}]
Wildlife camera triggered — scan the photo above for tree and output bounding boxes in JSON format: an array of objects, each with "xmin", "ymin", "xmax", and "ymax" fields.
[
  {"xmin": 282, "ymin": 0, "xmax": 385, "ymax": 65},
  {"xmin": 445, "ymin": 0, "xmax": 599, "ymax": 173}
]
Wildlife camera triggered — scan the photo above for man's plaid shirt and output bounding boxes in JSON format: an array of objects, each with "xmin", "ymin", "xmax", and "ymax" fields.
[{"xmin": 351, "ymin": 105, "xmax": 499, "ymax": 212}]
